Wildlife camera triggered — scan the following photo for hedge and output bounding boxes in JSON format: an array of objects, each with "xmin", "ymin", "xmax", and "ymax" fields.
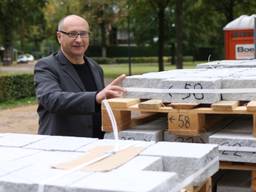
[{"xmin": 0, "ymin": 73, "xmax": 35, "ymax": 102}]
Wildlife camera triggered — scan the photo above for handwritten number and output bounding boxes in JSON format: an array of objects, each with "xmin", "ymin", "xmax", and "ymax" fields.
[{"xmin": 182, "ymin": 82, "xmax": 204, "ymax": 100}]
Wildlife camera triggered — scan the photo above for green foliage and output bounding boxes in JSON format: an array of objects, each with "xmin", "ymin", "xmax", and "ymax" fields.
[
  {"xmin": 0, "ymin": 97, "xmax": 36, "ymax": 110},
  {"xmin": 93, "ymin": 56, "xmax": 175, "ymax": 64},
  {"xmin": 0, "ymin": 73, "xmax": 35, "ymax": 101}
]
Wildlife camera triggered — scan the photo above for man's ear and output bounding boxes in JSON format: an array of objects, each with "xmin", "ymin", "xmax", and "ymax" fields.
[{"xmin": 56, "ymin": 32, "xmax": 62, "ymax": 44}]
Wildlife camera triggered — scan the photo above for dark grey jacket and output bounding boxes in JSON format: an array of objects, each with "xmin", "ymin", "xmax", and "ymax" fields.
[{"xmin": 34, "ymin": 51, "xmax": 104, "ymax": 137}]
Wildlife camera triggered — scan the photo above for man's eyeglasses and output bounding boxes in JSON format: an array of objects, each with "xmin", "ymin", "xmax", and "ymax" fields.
[{"xmin": 58, "ymin": 30, "xmax": 90, "ymax": 38}]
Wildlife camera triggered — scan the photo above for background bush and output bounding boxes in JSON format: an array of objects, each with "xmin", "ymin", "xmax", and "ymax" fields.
[{"xmin": 0, "ymin": 74, "xmax": 35, "ymax": 102}]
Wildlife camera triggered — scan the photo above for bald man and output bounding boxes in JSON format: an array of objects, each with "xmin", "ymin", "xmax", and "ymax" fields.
[{"xmin": 34, "ymin": 15, "xmax": 125, "ymax": 138}]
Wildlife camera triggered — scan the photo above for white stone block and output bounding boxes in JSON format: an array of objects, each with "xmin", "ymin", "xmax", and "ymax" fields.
[
  {"xmin": 25, "ymin": 135, "xmax": 96, "ymax": 151},
  {"xmin": 78, "ymin": 139, "xmax": 154, "ymax": 152},
  {"xmin": 115, "ymin": 156, "xmax": 163, "ymax": 172},
  {"xmin": 209, "ymin": 117, "xmax": 256, "ymax": 163},
  {"xmin": 222, "ymin": 77, "xmax": 256, "ymax": 101},
  {"xmin": 0, "ymin": 133, "xmax": 46, "ymax": 147},
  {"xmin": 141, "ymin": 142, "xmax": 218, "ymax": 182},
  {"xmin": 64, "ymin": 170, "xmax": 178, "ymax": 192},
  {"xmin": 104, "ymin": 118, "xmax": 167, "ymax": 142},
  {"xmin": 0, "ymin": 147, "xmax": 40, "ymax": 163}
]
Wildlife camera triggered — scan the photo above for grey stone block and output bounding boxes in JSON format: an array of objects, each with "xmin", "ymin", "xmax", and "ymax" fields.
[
  {"xmin": 0, "ymin": 134, "xmax": 220, "ymax": 192},
  {"xmin": 66, "ymin": 170, "xmax": 178, "ymax": 192},
  {"xmin": 141, "ymin": 142, "xmax": 219, "ymax": 182},
  {"xmin": 164, "ymin": 131, "xmax": 209, "ymax": 143},
  {"xmin": 0, "ymin": 133, "xmax": 46, "ymax": 147},
  {"xmin": 122, "ymin": 67, "xmax": 256, "ymax": 103},
  {"xmin": 209, "ymin": 117, "xmax": 256, "ymax": 163},
  {"xmin": 25, "ymin": 135, "xmax": 97, "ymax": 152},
  {"xmin": 104, "ymin": 117, "xmax": 167, "ymax": 142},
  {"xmin": 222, "ymin": 77, "xmax": 256, "ymax": 101},
  {"xmin": 0, "ymin": 147, "xmax": 40, "ymax": 164},
  {"xmin": 196, "ymin": 60, "xmax": 256, "ymax": 69},
  {"xmin": 116, "ymin": 156, "xmax": 163, "ymax": 172},
  {"xmin": 78, "ymin": 139, "xmax": 154, "ymax": 152}
]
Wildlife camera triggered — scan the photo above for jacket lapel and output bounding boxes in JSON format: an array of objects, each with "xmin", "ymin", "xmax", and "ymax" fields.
[{"xmin": 56, "ymin": 51, "xmax": 85, "ymax": 91}]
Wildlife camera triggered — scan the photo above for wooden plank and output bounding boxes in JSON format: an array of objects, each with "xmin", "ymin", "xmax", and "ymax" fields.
[
  {"xmin": 170, "ymin": 102, "xmax": 199, "ymax": 109},
  {"xmin": 131, "ymin": 112, "xmax": 163, "ymax": 126},
  {"xmin": 252, "ymin": 171, "xmax": 256, "ymax": 191},
  {"xmin": 247, "ymin": 101, "xmax": 256, "ymax": 112},
  {"xmin": 168, "ymin": 110, "xmax": 205, "ymax": 136},
  {"xmin": 107, "ymin": 98, "xmax": 140, "ymax": 108},
  {"xmin": 198, "ymin": 178, "xmax": 212, "ymax": 192},
  {"xmin": 182, "ymin": 178, "xmax": 212, "ymax": 192},
  {"xmin": 211, "ymin": 101, "xmax": 239, "ymax": 111},
  {"xmin": 102, "ymin": 109, "xmax": 131, "ymax": 132},
  {"xmin": 220, "ymin": 161, "xmax": 256, "ymax": 171},
  {"xmin": 138, "ymin": 99, "xmax": 163, "ymax": 110}
]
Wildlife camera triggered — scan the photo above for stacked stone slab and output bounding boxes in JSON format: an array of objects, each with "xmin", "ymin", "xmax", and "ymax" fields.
[
  {"xmin": 0, "ymin": 133, "xmax": 218, "ymax": 192},
  {"xmin": 123, "ymin": 67, "xmax": 256, "ymax": 103},
  {"xmin": 196, "ymin": 59, "xmax": 256, "ymax": 69},
  {"xmin": 104, "ymin": 117, "xmax": 167, "ymax": 142},
  {"xmin": 209, "ymin": 117, "xmax": 256, "ymax": 163}
]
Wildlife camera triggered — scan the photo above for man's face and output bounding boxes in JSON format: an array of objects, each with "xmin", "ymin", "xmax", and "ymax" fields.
[{"xmin": 57, "ymin": 16, "xmax": 90, "ymax": 59}]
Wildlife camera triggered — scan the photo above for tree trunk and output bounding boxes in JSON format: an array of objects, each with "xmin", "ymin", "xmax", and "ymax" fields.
[
  {"xmin": 100, "ymin": 22, "xmax": 107, "ymax": 57},
  {"xmin": 175, "ymin": 0, "xmax": 183, "ymax": 69},
  {"xmin": 3, "ymin": 46, "xmax": 12, "ymax": 66},
  {"xmin": 158, "ymin": 6, "xmax": 165, "ymax": 71}
]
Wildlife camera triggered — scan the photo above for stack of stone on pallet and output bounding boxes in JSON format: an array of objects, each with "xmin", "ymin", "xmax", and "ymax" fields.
[
  {"xmin": 104, "ymin": 114, "xmax": 230, "ymax": 143},
  {"xmin": 122, "ymin": 67, "xmax": 256, "ymax": 103},
  {"xmin": 196, "ymin": 59, "xmax": 256, "ymax": 69},
  {"xmin": 209, "ymin": 117, "xmax": 256, "ymax": 191},
  {"xmin": 104, "ymin": 116, "xmax": 167, "ymax": 142},
  {"xmin": 209, "ymin": 117, "xmax": 256, "ymax": 163},
  {"xmin": 0, "ymin": 133, "xmax": 218, "ymax": 192}
]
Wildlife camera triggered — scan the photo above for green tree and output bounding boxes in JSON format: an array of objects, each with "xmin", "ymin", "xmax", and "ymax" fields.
[
  {"xmin": 79, "ymin": 0, "xmax": 127, "ymax": 57},
  {"xmin": 0, "ymin": 0, "xmax": 47, "ymax": 65},
  {"xmin": 130, "ymin": 0, "xmax": 172, "ymax": 71}
]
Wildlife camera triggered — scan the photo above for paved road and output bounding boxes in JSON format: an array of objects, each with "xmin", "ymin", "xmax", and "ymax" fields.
[{"xmin": 0, "ymin": 61, "xmax": 35, "ymax": 73}]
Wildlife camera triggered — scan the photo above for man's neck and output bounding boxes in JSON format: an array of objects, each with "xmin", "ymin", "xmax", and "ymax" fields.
[{"xmin": 61, "ymin": 50, "xmax": 84, "ymax": 64}]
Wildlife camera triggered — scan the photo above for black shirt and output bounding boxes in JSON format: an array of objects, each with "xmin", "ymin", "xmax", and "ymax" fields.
[{"xmin": 72, "ymin": 61, "xmax": 103, "ymax": 139}]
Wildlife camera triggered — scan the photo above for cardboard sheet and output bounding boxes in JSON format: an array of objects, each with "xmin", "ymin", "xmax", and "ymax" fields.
[
  {"xmin": 52, "ymin": 145, "xmax": 114, "ymax": 170},
  {"xmin": 53, "ymin": 145, "xmax": 144, "ymax": 172},
  {"xmin": 83, "ymin": 146, "xmax": 144, "ymax": 172}
]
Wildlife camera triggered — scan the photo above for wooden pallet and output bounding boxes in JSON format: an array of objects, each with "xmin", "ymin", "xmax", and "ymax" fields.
[
  {"xmin": 220, "ymin": 161, "xmax": 256, "ymax": 191},
  {"xmin": 102, "ymin": 98, "xmax": 256, "ymax": 136},
  {"xmin": 182, "ymin": 178, "xmax": 212, "ymax": 192}
]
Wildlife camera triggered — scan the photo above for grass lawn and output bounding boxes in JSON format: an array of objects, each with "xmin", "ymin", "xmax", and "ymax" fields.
[{"xmin": 102, "ymin": 61, "xmax": 205, "ymax": 78}]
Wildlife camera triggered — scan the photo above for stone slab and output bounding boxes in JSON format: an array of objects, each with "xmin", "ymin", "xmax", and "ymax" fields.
[
  {"xmin": 104, "ymin": 117, "xmax": 167, "ymax": 142},
  {"xmin": 25, "ymin": 135, "xmax": 96, "ymax": 151},
  {"xmin": 116, "ymin": 155, "xmax": 163, "ymax": 172},
  {"xmin": 141, "ymin": 142, "xmax": 218, "ymax": 182},
  {"xmin": 0, "ymin": 133, "xmax": 46, "ymax": 147},
  {"xmin": 196, "ymin": 59, "xmax": 256, "ymax": 69},
  {"xmin": 77, "ymin": 139, "xmax": 154, "ymax": 152},
  {"xmin": 63, "ymin": 170, "xmax": 178, "ymax": 192},
  {"xmin": 122, "ymin": 67, "xmax": 256, "ymax": 103},
  {"xmin": 209, "ymin": 117, "xmax": 256, "ymax": 163},
  {"xmin": 0, "ymin": 147, "xmax": 40, "ymax": 163},
  {"xmin": 222, "ymin": 77, "xmax": 256, "ymax": 101},
  {"xmin": 0, "ymin": 134, "xmax": 219, "ymax": 192}
]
